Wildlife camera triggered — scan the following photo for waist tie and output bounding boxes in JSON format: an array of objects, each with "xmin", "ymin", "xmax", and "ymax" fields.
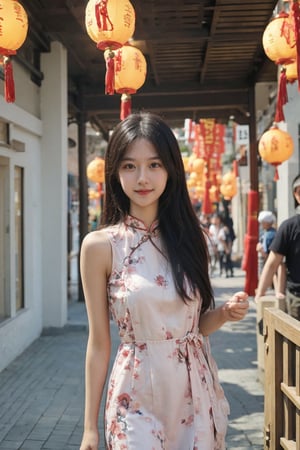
[{"xmin": 178, "ymin": 332, "xmax": 230, "ymax": 437}]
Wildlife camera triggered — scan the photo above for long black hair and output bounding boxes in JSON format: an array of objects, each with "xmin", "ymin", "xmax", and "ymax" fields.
[{"xmin": 102, "ymin": 112, "xmax": 214, "ymax": 312}]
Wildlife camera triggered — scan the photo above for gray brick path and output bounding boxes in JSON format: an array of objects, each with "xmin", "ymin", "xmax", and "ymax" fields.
[{"xmin": 0, "ymin": 269, "xmax": 264, "ymax": 449}]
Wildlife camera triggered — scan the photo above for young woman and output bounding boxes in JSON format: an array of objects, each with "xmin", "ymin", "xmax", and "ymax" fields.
[{"xmin": 79, "ymin": 112, "xmax": 249, "ymax": 450}]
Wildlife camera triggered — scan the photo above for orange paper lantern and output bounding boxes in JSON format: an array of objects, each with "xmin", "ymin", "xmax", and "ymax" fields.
[
  {"xmin": 85, "ymin": 0, "xmax": 135, "ymax": 51},
  {"xmin": 114, "ymin": 45, "xmax": 147, "ymax": 94},
  {"xmin": 87, "ymin": 157, "xmax": 105, "ymax": 183},
  {"xmin": 284, "ymin": 59, "xmax": 298, "ymax": 83},
  {"xmin": 85, "ymin": 0, "xmax": 135, "ymax": 95},
  {"xmin": 0, "ymin": 0, "xmax": 28, "ymax": 102},
  {"xmin": 112, "ymin": 44, "xmax": 147, "ymax": 119},
  {"xmin": 220, "ymin": 171, "xmax": 237, "ymax": 200},
  {"xmin": 262, "ymin": 12, "xmax": 296, "ymax": 65},
  {"xmin": 258, "ymin": 125, "xmax": 294, "ymax": 180}
]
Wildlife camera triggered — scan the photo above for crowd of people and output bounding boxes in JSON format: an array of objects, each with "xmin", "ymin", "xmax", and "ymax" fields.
[{"xmin": 200, "ymin": 211, "xmax": 236, "ymax": 279}]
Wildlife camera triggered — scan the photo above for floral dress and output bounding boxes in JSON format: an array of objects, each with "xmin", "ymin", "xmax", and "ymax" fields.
[{"xmin": 105, "ymin": 215, "xmax": 229, "ymax": 450}]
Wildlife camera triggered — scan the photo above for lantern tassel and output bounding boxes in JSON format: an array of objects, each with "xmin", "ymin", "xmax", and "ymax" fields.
[
  {"xmin": 274, "ymin": 68, "xmax": 288, "ymax": 122},
  {"xmin": 273, "ymin": 164, "xmax": 280, "ymax": 181},
  {"xmin": 105, "ymin": 51, "xmax": 115, "ymax": 95},
  {"xmin": 292, "ymin": 0, "xmax": 300, "ymax": 90},
  {"xmin": 4, "ymin": 57, "xmax": 15, "ymax": 103},
  {"xmin": 120, "ymin": 93, "xmax": 131, "ymax": 120}
]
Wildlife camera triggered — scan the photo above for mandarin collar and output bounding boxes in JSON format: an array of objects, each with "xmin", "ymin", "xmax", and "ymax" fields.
[{"xmin": 125, "ymin": 215, "xmax": 159, "ymax": 234}]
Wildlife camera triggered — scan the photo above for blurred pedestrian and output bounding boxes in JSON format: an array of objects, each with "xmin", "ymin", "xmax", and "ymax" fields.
[{"xmin": 255, "ymin": 174, "xmax": 300, "ymax": 318}]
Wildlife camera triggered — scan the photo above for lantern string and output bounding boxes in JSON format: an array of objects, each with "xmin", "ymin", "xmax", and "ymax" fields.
[
  {"xmin": 105, "ymin": 50, "xmax": 115, "ymax": 95},
  {"xmin": 275, "ymin": 68, "xmax": 288, "ymax": 122},
  {"xmin": 291, "ymin": 0, "xmax": 300, "ymax": 90},
  {"xmin": 120, "ymin": 93, "xmax": 131, "ymax": 120},
  {"xmin": 3, "ymin": 57, "xmax": 15, "ymax": 103}
]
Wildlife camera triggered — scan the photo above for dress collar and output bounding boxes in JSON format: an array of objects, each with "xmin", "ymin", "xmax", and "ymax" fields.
[{"xmin": 125, "ymin": 215, "xmax": 159, "ymax": 234}]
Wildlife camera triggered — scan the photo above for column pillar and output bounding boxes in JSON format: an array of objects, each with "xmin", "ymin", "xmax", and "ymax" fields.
[{"xmin": 40, "ymin": 41, "xmax": 68, "ymax": 327}]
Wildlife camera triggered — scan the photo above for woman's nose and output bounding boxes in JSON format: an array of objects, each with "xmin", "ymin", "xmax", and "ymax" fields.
[{"xmin": 137, "ymin": 167, "xmax": 148, "ymax": 183}]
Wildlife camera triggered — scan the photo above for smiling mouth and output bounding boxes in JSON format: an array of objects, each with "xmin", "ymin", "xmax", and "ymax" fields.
[{"xmin": 135, "ymin": 189, "xmax": 153, "ymax": 195}]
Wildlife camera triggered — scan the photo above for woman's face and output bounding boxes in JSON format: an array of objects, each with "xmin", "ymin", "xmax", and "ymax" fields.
[
  {"xmin": 118, "ymin": 138, "xmax": 168, "ymax": 218},
  {"xmin": 294, "ymin": 185, "xmax": 300, "ymax": 205}
]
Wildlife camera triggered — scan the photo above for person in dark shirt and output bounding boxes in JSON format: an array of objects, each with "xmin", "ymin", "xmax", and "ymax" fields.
[{"xmin": 255, "ymin": 174, "xmax": 300, "ymax": 319}]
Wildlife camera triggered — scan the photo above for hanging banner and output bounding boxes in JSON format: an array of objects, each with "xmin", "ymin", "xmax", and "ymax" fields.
[{"xmin": 235, "ymin": 124, "xmax": 249, "ymax": 166}]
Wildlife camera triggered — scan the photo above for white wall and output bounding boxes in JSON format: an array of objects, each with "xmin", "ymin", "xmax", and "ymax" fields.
[
  {"xmin": 277, "ymin": 82, "xmax": 300, "ymax": 225},
  {"xmin": 0, "ymin": 41, "xmax": 68, "ymax": 371},
  {"xmin": 0, "ymin": 98, "xmax": 43, "ymax": 372}
]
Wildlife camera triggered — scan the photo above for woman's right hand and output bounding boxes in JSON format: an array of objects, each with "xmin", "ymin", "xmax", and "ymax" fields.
[{"xmin": 80, "ymin": 429, "xmax": 99, "ymax": 450}]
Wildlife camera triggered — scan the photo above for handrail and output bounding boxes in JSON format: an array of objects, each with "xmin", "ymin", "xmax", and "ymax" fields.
[{"xmin": 264, "ymin": 308, "xmax": 300, "ymax": 450}]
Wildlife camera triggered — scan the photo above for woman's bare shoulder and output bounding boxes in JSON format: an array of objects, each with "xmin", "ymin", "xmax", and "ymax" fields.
[{"xmin": 81, "ymin": 228, "xmax": 112, "ymax": 264}]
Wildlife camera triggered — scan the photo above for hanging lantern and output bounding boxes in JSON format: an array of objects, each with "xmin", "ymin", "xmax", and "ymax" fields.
[
  {"xmin": 0, "ymin": 0, "xmax": 28, "ymax": 103},
  {"xmin": 284, "ymin": 59, "xmax": 298, "ymax": 83},
  {"xmin": 258, "ymin": 125, "xmax": 294, "ymax": 180},
  {"xmin": 220, "ymin": 171, "xmax": 237, "ymax": 200},
  {"xmin": 85, "ymin": 0, "xmax": 135, "ymax": 51},
  {"xmin": 262, "ymin": 11, "xmax": 296, "ymax": 65},
  {"xmin": 87, "ymin": 157, "xmax": 105, "ymax": 183},
  {"xmin": 112, "ymin": 44, "xmax": 147, "ymax": 120},
  {"xmin": 85, "ymin": 0, "xmax": 136, "ymax": 95},
  {"xmin": 190, "ymin": 157, "xmax": 205, "ymax": 174}
]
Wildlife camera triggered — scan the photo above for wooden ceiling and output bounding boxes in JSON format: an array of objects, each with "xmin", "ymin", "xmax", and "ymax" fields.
[{"xmin": 19, "ymin": 0, "xmax": 279, "ymax": 136}]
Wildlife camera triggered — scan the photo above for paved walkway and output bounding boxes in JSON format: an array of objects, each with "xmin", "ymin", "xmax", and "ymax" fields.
[{"xmin": 0, "ymin": 269, "xmax": 264, "ymax": 449}]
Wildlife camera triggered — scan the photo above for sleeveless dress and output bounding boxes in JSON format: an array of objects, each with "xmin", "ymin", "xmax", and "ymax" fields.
[{"xmin": 105, "ymin": 215, "xmax": 229, "ymax": 450}]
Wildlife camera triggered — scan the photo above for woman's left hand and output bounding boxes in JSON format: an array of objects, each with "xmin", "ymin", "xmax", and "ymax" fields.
[{"xmin": 222, "ymin": 291, "xmax": 249, "ymax": 322}]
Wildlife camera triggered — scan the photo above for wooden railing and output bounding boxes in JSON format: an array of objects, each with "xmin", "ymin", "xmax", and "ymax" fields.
[{"xmin": 264, "ymin": 307, "xmax": 300, "ymax": 450}]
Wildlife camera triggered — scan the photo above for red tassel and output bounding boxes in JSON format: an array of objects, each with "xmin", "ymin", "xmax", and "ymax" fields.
[
  {"xmin": 273, "ymin": 164, "xmax": 280, "ymax": 181},
  {"xmin": 202, "ymin": 180, "xmax": 213, "ymax": 215},
  {"xmin": 105, "ymin": 51, "xmax": 115, "ymax": 95},
  {"xmin": 274, "ymin": 68, "xmax": 288, "ymax": 122},
  {"xmin": 292, "ymin": 0, "xmax": 300, "ymax": 90},
  {"xmin": 4, "ymin": 57, "xmax": 15, "ymax": 103},
  {"xmin": 120, "ymin": 94, "xmax": 131, "ymax": 120}
]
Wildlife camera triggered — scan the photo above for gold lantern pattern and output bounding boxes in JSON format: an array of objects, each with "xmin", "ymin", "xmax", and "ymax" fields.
[
  {"xmin": 258, "ymin": 125, "xmax": 294, "ymax": 180},
  {"xmin": 85, "ymin": 0, "xmax": 136, "ymax": 95},
  {"xmin": 0, "ymin": 0, "xmax": 28, "ymax": 102}
]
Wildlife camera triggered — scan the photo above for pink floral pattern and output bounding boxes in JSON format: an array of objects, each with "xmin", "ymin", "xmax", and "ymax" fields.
[{"xmin": 105, "ymin": 216, "xmax": 229, "ymax": 449}]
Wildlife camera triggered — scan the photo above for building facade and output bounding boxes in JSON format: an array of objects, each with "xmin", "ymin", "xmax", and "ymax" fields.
[{"xmin": 0, "ymin": 42, "xmax": 68, "ymax": 372}]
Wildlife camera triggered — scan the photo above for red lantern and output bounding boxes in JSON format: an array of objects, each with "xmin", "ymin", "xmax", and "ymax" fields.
[
  {"xmin": 258, "ymin": 125, "xmax": 294, "ymax": 180},
  {"xmin": 0, "ymin": 0, "xmax": 28, "ymax": 102},
  {"xmin": 85, "ymin": 0, "xmax": 136, "ymax": 95}
]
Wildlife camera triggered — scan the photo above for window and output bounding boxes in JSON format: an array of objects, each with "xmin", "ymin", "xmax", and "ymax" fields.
[
  {"xmin": 0, "ymin": 157, "xmax": 9, "ymax": 320},
  {"xmin": 14, "ymin": 166, "xmax": 24, "ymax": 311}
]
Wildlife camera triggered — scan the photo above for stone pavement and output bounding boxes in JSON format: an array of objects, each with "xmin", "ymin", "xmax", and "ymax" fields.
[{"xmin": 0, "ymin": 269, "xmax": 264, "ymax": 450}]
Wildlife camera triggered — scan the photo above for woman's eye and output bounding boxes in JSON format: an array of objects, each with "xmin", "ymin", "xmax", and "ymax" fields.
[
  {"xmin": 122, "ymin": 163, "xmax": 135, "ymax": 170},
  {"xmin": 150, "ymin": 162, "xmax": 162, "ymax": 168}
]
